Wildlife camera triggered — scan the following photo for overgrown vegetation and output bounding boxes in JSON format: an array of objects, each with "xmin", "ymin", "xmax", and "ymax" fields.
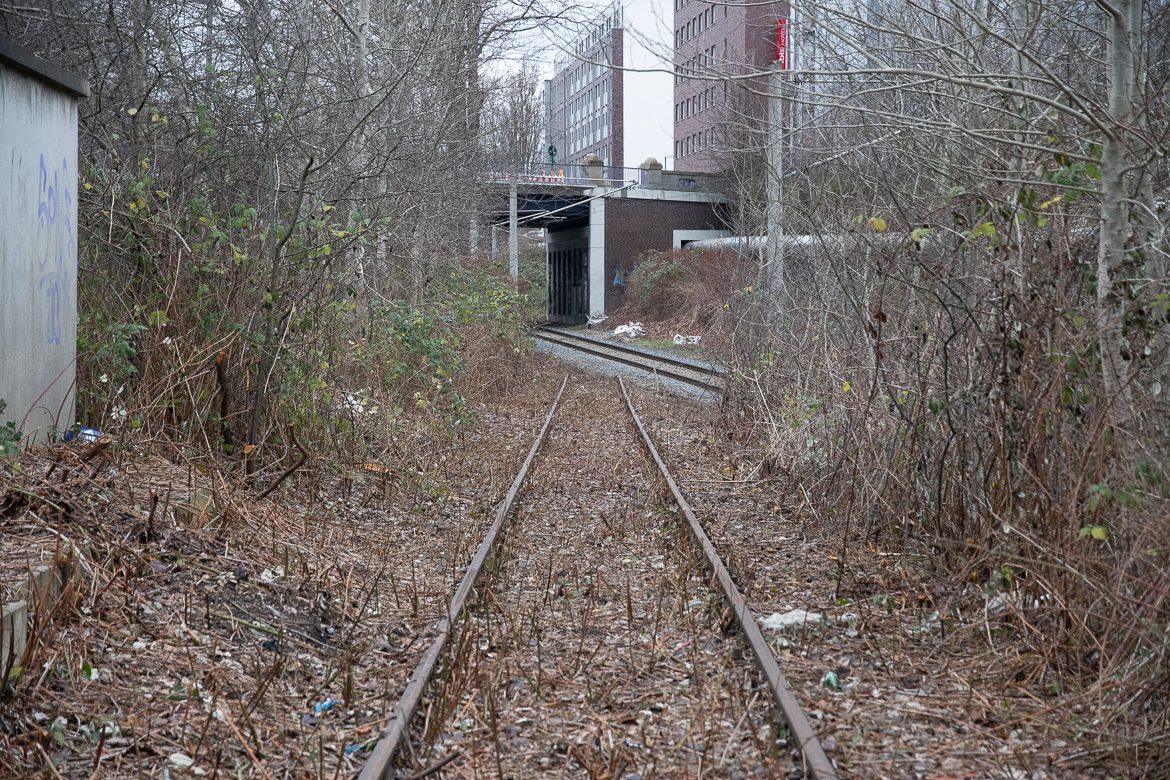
[
  {"xmin": 4, "ymin": 0, "xmax": 563, "ymax": 476},
  {"xmin": 624, "ymin": 248, "xmax": 750, "ymax": 332},
  {"xmin": 74, "ymin": 196, "xmax": 533, "ymax": 469},
  {"xmin": 714, "ymin": 1, "xmax": 1170, "ymax": 767}
]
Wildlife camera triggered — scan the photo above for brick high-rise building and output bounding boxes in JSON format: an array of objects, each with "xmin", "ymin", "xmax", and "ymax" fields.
[
  {"xmin": 672, "ymin": 0, "xmax": 785, "ymax": 172},
  {"xmin": 543, "ymin": 4, "xmax": 623, "ymax": 167},
  {"xmin": 542, "ymin": 1, "xmax": 673, "ymax": 170}
]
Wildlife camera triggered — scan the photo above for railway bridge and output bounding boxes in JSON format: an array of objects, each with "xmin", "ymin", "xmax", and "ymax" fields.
[{"xmin": 484, "ymin": 157, "xmax": 731, "ymax": 324}]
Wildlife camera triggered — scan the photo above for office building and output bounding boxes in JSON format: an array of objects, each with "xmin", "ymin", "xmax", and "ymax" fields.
[
  {"xmin": 543, "ymin": 1, "xmax": 673, "ymax": 169},
  {"xmin": 672, "ymin": 0, "xmax": 785, "ymax": 172}
]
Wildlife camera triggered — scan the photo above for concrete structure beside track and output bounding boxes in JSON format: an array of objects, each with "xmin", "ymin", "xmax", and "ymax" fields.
[{"xmin": 0, "ymin": 38, "xmax": 88, "ymax": 443}]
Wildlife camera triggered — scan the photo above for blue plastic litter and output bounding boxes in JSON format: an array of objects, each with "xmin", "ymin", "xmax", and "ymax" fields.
[
  {"xmin": 314, "ymin": 699, "xmax": 338, "ymax": 715},
  {"xmin": 64, "ymin": 427, "xmax": 106, "ymax": 444}
]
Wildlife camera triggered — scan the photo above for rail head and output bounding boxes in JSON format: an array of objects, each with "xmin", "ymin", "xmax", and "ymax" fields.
[
  {"xmin": 537, "ymin": 326, "xmax": 726, "ymax": 378},
  {"xmin": 618, "ymin": 376, "xmax": 839, "ymax": 780}
]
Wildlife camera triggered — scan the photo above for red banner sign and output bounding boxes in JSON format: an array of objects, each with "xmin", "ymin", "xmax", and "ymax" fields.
[{"xmin": 776, "ymin": 18, "xmax": 788, "ymax": 68}]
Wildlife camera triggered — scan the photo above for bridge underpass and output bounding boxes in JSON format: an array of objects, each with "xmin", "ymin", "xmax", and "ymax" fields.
[{"xmin": 485, "ymin": 160, "xmax": 732, "ymax": 325}]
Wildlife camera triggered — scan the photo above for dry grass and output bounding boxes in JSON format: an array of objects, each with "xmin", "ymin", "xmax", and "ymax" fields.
[
  {"xmin": 0, "ymin": 364, "xmax": 557, "ymax": 778},
  {"xmin": 399, "ymin": 381, "xmax": 786, "ymax": 778}
]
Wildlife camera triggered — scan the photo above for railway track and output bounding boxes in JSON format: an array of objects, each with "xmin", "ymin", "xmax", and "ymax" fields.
[
  {"xmin": 533, "ymin": 326, "xmax": 727, "ymax": 393},
  {"xmin": 358, "ymin": 375, "xmax": 836, "ymax": 779}
]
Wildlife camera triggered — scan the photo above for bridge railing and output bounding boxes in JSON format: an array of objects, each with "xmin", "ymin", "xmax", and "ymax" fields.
[{"xmin": 485, "ymin": 161, "xmax": 646, "ymax": 187}]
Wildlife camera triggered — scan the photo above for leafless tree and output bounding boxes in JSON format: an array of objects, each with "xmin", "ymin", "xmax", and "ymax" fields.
[
  {"xmin": 709, "ymin": 0, "xmax": 1169, "ymax": 757},
  {"xmin": 1, "ymin": 0, "xmax": 582, "ymax": 462}
]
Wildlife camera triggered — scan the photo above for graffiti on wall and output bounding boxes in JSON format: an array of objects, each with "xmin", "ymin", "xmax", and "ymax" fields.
[{"xmin": 37, "ymin": 154, "xmax": 73, "ymax": 346}]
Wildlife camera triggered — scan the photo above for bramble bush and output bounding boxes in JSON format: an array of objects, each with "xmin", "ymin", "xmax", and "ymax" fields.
[{"xmin": 74, "ymin": 158, "xmax": 532, "ymax": 477}]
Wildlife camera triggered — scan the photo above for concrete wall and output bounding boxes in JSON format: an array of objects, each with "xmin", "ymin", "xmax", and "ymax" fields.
[{"xmin": 0, "ymin": 42, "xmax": 86, "ymax": 442}]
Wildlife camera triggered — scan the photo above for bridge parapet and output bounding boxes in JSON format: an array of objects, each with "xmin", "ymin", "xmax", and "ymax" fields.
[
  {"xmin": 485, "ymin": 160, "xmax": 727, "ymax": 194},
  {"xmin": 486, "ymin": 161, "xmax": 643, "ymax": 188}
]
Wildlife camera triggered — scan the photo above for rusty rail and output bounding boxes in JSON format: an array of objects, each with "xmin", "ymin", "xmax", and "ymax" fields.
[
  {"xmin": 534, "ymin": 328, "xmax": 725, "ymax": 393},
  {"xmin": 358, "ymin": 375, "xmax": 569, "ymax": 780},
  {"xmin": 618, "ymin": 376, "xmax": 839, "ymax": 780}
]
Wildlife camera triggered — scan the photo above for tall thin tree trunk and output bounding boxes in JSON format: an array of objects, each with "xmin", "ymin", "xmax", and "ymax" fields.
[{"xmin": 1096, "ymin": 0, "xmax": 1142, "ymax": 425}]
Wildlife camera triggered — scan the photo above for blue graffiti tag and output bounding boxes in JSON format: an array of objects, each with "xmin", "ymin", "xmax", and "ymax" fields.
[{"xmin": 36, "ymin": 155, "xmax": 73, "ymax": 346}]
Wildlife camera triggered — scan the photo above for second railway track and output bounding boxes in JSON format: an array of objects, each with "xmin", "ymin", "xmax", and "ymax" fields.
[
  {"xmin": 533, "ymin": 326, "xmax": 727, "ymax": 393},
  {"xmin": 359, "ymin": 375, "xmax": 836, "ymax": 779}
]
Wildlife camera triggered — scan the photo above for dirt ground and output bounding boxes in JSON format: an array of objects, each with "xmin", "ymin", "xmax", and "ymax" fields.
[{"xmin": 0, "ymin": 350, "xmax": 1151, "ymax": 778}]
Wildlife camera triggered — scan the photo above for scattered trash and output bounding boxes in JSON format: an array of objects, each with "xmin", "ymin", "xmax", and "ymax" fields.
[
  {"xmin": 168, "ymin": 752, "xmax": 195, "ymax": 770},
  {"xmin": 64, "ymin": 427, "xmax": 109, "ymax": 444},
  {"xmin": 837, "ymin": 611, "xmax": 861, "ymax": 638},
  {"xmin": 345, "ymin": 740, "xmax": 376, "ymax": 756},
  {"xmin": 337, "ymin": 390, "xmax": 379, "ymax": 417},
  {"xmin": 821, "ymin": 671, "xmax": 839, "ymax": 689},
  {"xmin": 907, "ymin": 609, "xmax": 942, "ymax": 635},
  {"xmin": 586, "ymin": 313, "xmax": 608, "ymax": 329},
  {"xmin": 672, "ymin": 334, "xmax": 702, "ymax": 346},
  {"xmin": 612, "ymin": 322, "xmax": 645, "ymax": 339},
  {"xmin": 761, "ymin": 609, "xmax": 823, "ymax": 630},
  {"xmin": 259, "ymin": 567, "xmax": 284, "ymax": 583},
  {"xmin": 688, "ymin": 335, "xmax": 701, "ymax": 345},
  {"xmin": 986, "ymin": 592, "xmax": 1019, "ymax": 617},
  {"xmin": 313, "ymin": 698, "xmax": 338, "ymax": 715}
]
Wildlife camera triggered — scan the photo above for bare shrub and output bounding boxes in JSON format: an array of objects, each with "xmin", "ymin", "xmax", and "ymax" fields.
[{"xmin": 623, "ymin": 248, "xmax": 753, "ymax": 337}]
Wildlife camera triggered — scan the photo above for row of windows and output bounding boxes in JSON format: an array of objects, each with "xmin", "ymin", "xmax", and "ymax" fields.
[
  {"xmin": 564, "ymin": 78, "xmax": 610, "ymax": 125},
  {"xmin": 566, "ymin": 56, "xmax": 609, "ymax": 99},
  {"xmin": 674, "ymin": 86, "xmax": 717, "ymax": 122},
  {"xmin": 675, "ymin": 128, "xmax": 716, "ymax": 158},
  {"xmin": 674, "ymin": 45, "xmax": 717, "ymax": 84},
  {"xmin": 675, "ymin": 6, "xmax": 715, "ymax": 46},
  {"xmin": 567, "ymin": 110, "xmax": 611, "ymax": 156},
  {"xmin": 568, "ymin": 4, "xmax": 622, "ymax": 60}
]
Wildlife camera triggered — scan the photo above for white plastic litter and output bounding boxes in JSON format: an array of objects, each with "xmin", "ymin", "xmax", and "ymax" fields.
[
  {"xmin": 673, "ymin": 334, "xmax": 685, "ymax": 345},
  {"xmin": 169, "ymin": 753, "xmax": 195, "ymax": 770},
  {"xmin": 613, "ymin": 321, "xmax": 646, "ymax": 339},
  {"xmin": 586, "ymin": 313, "xmax": 609, "ymax": 328},
  {"xmin": 687, "ymin": 335, "xmax": 701, "ymax": 345},
  {"xmin": 761, "ymin": 609, "xmax": 823, "ymax": 630}
]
